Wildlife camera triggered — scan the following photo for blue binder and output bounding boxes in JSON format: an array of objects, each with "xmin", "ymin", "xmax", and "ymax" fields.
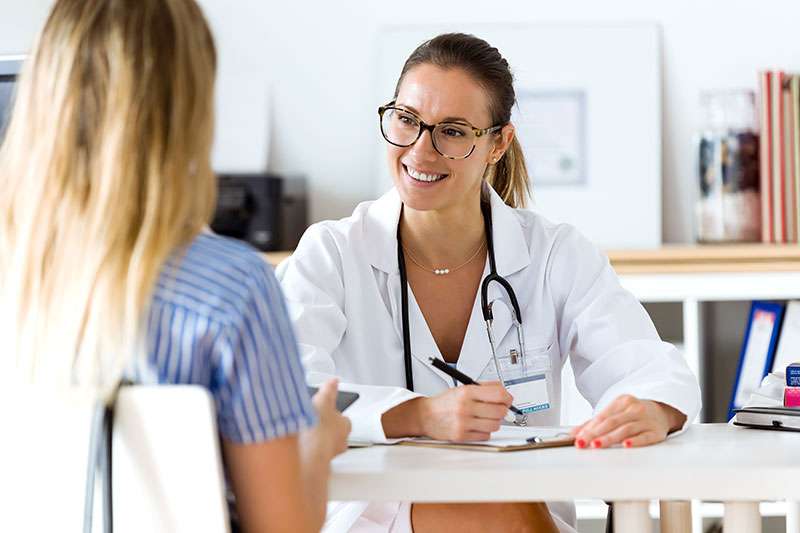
[{"xmin": 728, "ymin": 301, "xmax": 785, "ymax": 420}]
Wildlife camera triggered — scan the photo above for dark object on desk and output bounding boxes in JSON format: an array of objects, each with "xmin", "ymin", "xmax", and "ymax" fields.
[
  {"xmin": 605, "ymin": 504, "xmax": 614, "ymax": 533},
  {"xmin": 733, "ymin": 406, "xmax": 800, "ymax": 431},
  {"xmin": 211, "ymin": 173, "xmax": 307, "ymax": 251},
  {"xmin": 307, "ymin": 386, "xmax": 359, "ymax": 412},
  {"xmin": 427, "ymin": 357, "xmax": 524, "ymax": 416}
]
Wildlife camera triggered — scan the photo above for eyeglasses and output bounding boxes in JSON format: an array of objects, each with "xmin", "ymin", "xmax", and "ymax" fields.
[{"xmin": 378, "ymin": 101, "xmax": 504, "ymax": 160}]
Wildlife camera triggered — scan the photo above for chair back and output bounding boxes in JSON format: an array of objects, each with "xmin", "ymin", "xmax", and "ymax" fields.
[{"xmin": 1, "ymin": 385, "xmax": 230, "ymax": 533}]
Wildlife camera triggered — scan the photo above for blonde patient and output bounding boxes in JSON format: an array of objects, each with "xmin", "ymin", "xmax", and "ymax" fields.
[{"xmin": 0, "ymin": 1, "xmax": 349, "ymax": 532}]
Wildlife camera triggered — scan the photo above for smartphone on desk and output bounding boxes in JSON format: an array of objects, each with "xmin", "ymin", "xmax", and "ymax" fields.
[{"xmin": 307, "ymin": 386, "xmax": 360, "ymax": 412}]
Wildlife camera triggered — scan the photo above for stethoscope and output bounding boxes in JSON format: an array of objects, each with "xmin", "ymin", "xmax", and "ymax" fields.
[{"xmin": 396, "ymin": 198, "xmax": 527, "ymax": 393}]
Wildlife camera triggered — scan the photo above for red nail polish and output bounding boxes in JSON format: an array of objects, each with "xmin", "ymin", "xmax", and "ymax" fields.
[
  {"xmin": 624, "ymin": 440, "xmax": 632, "ymax": 448},
  {"xmin": 576, "ymin": 438, "xmax": 586, "ymax": 448},
  {"xmin": 591, "ymin": 439, "xmax": 602, "ymax": 448}
]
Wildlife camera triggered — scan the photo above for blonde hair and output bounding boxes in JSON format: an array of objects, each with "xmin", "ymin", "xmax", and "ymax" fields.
[
  {"xmin": 0, "ymin": 0, "xmax": 217, "ymax": 397},
  {"xmin": 484, "ymin": 137, "xmax": 529, "ymax": 208}
]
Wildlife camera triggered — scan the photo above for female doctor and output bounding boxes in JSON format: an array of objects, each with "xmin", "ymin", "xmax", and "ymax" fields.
[{"xmin": 277, "ymin": 33, "xmax": 701, "ymax": 532}]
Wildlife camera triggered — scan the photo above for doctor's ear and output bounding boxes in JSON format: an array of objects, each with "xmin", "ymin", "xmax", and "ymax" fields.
[{"xmin": 488, "ymin": 123, "xmax": 516, "ymax": 165}]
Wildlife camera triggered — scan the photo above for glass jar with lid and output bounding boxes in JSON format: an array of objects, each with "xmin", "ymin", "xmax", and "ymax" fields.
[{"xmin": 694, "ymin": 90, "xmax": 761, "ymax": 242}]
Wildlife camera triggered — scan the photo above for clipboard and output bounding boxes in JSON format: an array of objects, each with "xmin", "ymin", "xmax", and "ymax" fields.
[{"xmin": 396, "ymin": 426, "xmax": 575, "ymax": 452}]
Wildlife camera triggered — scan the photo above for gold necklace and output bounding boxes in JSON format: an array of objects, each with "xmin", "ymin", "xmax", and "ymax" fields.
[{"xmin": 402, "ymin": 239, "xmax": 486, "ymax": 275}]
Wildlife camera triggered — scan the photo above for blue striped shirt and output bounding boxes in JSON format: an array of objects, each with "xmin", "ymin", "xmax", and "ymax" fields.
[{"xmin": 128, "ymin": 232, "xmax": 316, "ymax": 443}]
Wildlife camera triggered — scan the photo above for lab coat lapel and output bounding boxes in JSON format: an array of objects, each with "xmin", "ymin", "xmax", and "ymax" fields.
[
  {"xmin": 367, "ymin": 190, "xmax": 417, "ymax": 365},
  {"xmin": 458, "ymin": 187, "xmax": 533, "ymax": 381},
  {"xmin": 456, "ymin": 259, "xmax": 495, "ymax": 382},
  {"xmin": 364, "ymin": 188, "xmax": 407, "ymax": 348},
  {"xmin": 363, "ymin": 188, "xmax": 402, "ymax": 276},
  {"xmin": 457, "ymin": 263, "xmax": 514, "ymax": 382},
  {"xmin": 486, "ymin": 185, "xmax": 530, "ymax": 278}
]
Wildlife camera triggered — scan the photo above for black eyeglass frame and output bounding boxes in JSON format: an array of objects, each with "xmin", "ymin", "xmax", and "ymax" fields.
[{"xmin": 378, "ymin": 101, "xmax": 505, "ymax": 160}]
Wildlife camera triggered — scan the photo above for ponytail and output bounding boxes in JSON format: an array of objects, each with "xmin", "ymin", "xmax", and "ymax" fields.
[{"xmin": 486, "ymin": 136, "xmax": 530, "ymax": 208}]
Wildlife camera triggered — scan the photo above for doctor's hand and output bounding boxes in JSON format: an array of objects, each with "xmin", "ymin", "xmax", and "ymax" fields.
[
  {"xmin": 418, "ymin": 382, "xmax": 513, "ymax": 441},
  {"xmin": 570, "ymin": 395, "xmax": 686, "ymax": 449}
]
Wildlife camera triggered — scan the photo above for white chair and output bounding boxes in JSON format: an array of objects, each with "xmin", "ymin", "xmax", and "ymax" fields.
[{"xmin": 1, "ymin": 385, "xmax": 230, "ymax": 532}]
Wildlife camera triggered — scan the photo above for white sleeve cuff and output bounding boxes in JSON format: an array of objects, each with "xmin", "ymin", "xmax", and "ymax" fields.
[{"xmin": 340, "ymin": 384, "xmax": 423, "ymax": 443}]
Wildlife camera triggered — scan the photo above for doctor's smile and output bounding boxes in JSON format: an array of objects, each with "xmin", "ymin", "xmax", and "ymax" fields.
[{"xmin": 403, "ymin": 164, "xmax": 449, "ymax": 184}]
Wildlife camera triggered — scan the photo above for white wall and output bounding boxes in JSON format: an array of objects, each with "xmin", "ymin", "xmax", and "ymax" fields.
[{"xmin": 4, "ymin": 0, "xmax": 800, "ymax": 243}]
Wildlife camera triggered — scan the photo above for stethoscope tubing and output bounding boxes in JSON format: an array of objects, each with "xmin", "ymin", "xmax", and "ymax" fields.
[
  {"xmin": 397, "ymin": 197, "xmax": 524, "ymax": 392},
  {"xmin": 397, "ymin": 217, "xmax": 414, "ymax": 391},
  {"xmin": 479, "ymin": 199, "xmax": 523, "ymax": 324}
]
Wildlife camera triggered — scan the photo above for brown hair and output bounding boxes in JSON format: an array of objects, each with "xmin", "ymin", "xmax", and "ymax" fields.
[{"xmin": 394, "ymin": 33, "xmax": 530, "ymax": 208}]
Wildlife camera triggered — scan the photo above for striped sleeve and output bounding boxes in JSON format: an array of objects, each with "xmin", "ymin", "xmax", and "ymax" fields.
[{"xmin": 213, "ymin": 260, "xmax": 317, "ymax": 443}]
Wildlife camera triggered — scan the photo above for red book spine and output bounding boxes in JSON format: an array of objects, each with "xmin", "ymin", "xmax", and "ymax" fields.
[
  {"xmin": 761, "ymin": 71, "xmax": 773, "ymax": 242},
  {"xmin": 790, "ymin": 85, "xmax": 798, "ymax": 242},
  {"xmin": 778, "ymin": 71, "xmax": 787, "ymax": 243}
]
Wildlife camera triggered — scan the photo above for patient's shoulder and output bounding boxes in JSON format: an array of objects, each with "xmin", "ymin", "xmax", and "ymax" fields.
[{"xmin": 153, "ymin": 232, "xmax": 276, "ymax": 324}]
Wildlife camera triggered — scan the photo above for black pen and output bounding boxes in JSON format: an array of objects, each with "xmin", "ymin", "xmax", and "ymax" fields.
[
  {"xmin": 526, "ymin": 433, "xmax": 572, "ymax": 444},
  {"xmin": 428, "ymin": 357, "xmax": 525, "ymax": 416}
]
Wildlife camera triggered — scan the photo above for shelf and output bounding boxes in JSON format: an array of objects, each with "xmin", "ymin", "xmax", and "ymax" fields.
[
  {"xmin": 263, "ymin": 251, "xmax": 291, "ymax": 265},
  {"xmin": 265, "ymin": 244, "xmax": 800, "ymax": 274},
  {"xmin": 607, "ymin": 244, "xmax": 800, "ymax": 274}
]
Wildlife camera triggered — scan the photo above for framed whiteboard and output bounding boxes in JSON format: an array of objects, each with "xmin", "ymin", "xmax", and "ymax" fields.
[{"xmin": 375, "ymin": 23, "xmax": 662, "ymax": 248}]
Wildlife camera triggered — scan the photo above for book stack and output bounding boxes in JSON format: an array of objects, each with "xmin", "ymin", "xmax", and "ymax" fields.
[
  {"xmin": 732, "ymin": 360, "xmax": 800, "ymax": 432},
  {"xmin": 759, "ymin": 71, "xmax": 800, "ymax": 243},
  {"xmin": 785, "ymin": 362, "xmax": 800, "ymax": 406}
]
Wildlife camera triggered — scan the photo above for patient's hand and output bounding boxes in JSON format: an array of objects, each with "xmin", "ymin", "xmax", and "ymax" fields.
[
  {"xmin": 307, "ymin": 379, "xmax": 351, "ymax": 458},
  {"xmin": 570, "ymin": 395, "xmax": 686, "ymax": 449}
]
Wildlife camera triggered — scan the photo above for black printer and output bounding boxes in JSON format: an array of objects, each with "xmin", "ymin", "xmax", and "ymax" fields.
[{"xmin": 211, "ymin": 173, "xmax": 307, "ymax": 251}]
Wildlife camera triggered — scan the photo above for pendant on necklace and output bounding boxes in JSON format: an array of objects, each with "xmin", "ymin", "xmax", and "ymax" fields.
[{"xmin": 433, "ymin": 268, "xmax": 450, "ymax": 275}]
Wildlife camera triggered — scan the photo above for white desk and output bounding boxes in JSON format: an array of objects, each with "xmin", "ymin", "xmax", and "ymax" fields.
[{"xmin": 330, "ymin": 424, "xmax": 800, "ymax": 533}]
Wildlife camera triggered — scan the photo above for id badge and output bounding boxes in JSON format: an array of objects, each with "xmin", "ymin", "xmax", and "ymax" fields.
[{"xmin": 478, "ymin": 348, "xmax": 552, "ymax": 414}]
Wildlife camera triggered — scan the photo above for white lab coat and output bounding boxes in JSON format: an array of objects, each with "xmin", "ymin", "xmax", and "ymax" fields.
[{"xmin": 276, "ymin": 186, "xmax": 701, "ymax": 532}]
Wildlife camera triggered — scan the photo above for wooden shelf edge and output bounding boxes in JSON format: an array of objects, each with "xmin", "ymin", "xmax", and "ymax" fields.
[
  {"xmin": 613, "ymin": 261, "xmax": 800, "ymax": 274},
  {"xmin": 607, "ymin": 244, "xmax": 800, "ymax": 263},
  {"xmin": 263, "ymin": 251, "xmax": 292, "ymax": 266},
  {"xmin": 264, "ymin": 245, "xmax": 800, "ymax": 274}
]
